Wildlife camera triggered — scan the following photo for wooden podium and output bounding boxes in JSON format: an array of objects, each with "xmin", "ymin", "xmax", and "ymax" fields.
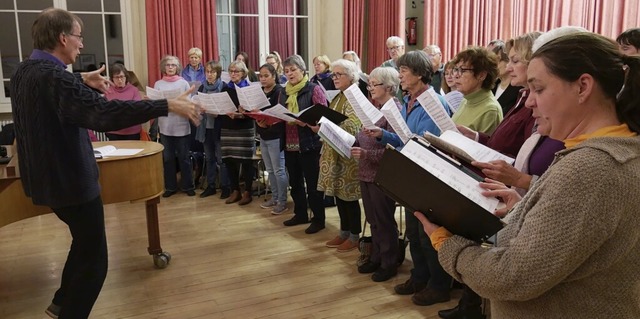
[{"xmin": 0, "ymin": 141, "xmax": 172, "ymax": 268}]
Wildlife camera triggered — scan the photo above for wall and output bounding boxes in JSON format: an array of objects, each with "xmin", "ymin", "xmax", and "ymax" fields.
[
  {"xmin": 311, "ymin": 0, "xmax": 344, "ymax": 64},
  {"xmin": 405, "ymin": 0, "xmax": 424, "ymax": 51}
]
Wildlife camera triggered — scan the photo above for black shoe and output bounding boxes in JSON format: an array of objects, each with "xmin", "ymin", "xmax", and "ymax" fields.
[
  {"xmin": 283, "ymin": 217, "xmax": 309, "ymax": 227},
  {"xmin": 394, "ymin": 277, "xmax": 427, "ymax": 295},
  {"xmin": 186, "ymin": 190, "xmax": 196, "ymax": 196},
  {"xmin": 219, "ymin": 188, "xmax": 231, "ymax": 199},
  {"xmin": 438, "ymin": 306, "xmax": 485, "ymax": 319},
  {"xmin": 412, "ymin": 288, "xmax": 450, "ymax": 306},
  {"xmin": 372, "ymin": 266, "xmax": 397, "ymax": 282},
  {"xmin": 162, "ymin": 190, "xmax": 176, "ymax": 198},
  {"xmin": 200, "ymin": 187, "xmax": 216, "ymax": 198},
  {"xmin": 357, "ymin": 261, "xmax": 380, "ymax": 274},
  {"xmin": 304, "ymin": 222, "xmax": 325, "ymax": 234}
]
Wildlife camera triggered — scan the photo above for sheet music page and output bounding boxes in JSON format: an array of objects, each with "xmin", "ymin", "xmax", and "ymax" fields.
[
  {"xmin": 439, "ymin": 130, "xmax": 514, "ymax": 164},
  {"xmin": 262, "ymin": 104, "xmax": 299, "ymax": 122},
  {"xmin": 161, "ymin": 88, "xmax": 183, "ymax": 99},
  {"xmin": 197, "ymin": 91, "xmax": 238, "ymax": 115},
  {"xmin": 417, "ymin": 88, "xmax": 459, "ymax": 134},
  {"xmin": 326, "ymin": 90, "xmax": 341, "ymax": 103},
  {"xmin": 237, "ymin": 85, "xmax": 271, "ymax": 111},
  {"xmin": 145, "ymin": 87, "xmax": 164, "ymax": 100},
  {"xmin": 317, "ymin": 116, "xmax": 356, "ymax": 158},
  {"xmin": 400, "ymin": 140, "xmax": 499, "ymax": 212},
  {"xmin": 380, "ymin": 98, "xmax": 413, "ymax": 144},
  {"xmin": 343, "ymin": 83, "xmax": 383, "ymax": 129}
]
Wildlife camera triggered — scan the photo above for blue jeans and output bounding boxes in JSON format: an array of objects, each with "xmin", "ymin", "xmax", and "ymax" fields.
[
  {"xmin": 160, "ymin": 134, "xmax": 194, "ymax": 192},
  {"xmin": 260, "ymin": 138, "xmax": 288, "ymax": 203},
  {"xmin": 203, "ymin": 128, "xmax": 230, "ymax": 190}
]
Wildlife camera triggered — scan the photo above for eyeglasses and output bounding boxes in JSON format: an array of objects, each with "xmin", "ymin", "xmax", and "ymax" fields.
[
  {"xmin": 367, "ymin": 83, "xmax": 384, "ymax": 90},
  {"xmin": 65, "ymin": 33, "xmax": 83, "ymax": 43},
  {"xmin": 113, "ymin": 75, "xmax": 127, "ymax": 80},
  {"xmin": 205, "ymin": 70, "xmax": 217, "ymax": 74},
  {"xmin": 387, "ymin": 45, "xmax": 403, "ymax": 52},
  {"xmin": 331, "ymin": 72, "xmax": 346, "ymax": 79},
  {"xmin": 452, "ymin": 67, "xmax": 474, "ymax": 77},
  {"xmin": 229, "ymin": 70, "xmax": 243, "ymax": 74},
  {"xmin": 165, "ymin": 63, "xmax": 178, "ymax": 68}
]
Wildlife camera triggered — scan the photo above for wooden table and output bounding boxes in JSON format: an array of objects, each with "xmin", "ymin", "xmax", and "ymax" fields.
[{"xmin": 0, "ymin": 141, "xmax": 172, "ymax": 268}]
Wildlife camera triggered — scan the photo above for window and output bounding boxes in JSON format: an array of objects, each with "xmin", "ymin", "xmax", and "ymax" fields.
[
  {"xmin": 0, "ymin": 0, "xmax": 125, "ymax": 112},
  {"xmin": 216, "ymin": 0, "xmax": 309, "ymax": 71}
]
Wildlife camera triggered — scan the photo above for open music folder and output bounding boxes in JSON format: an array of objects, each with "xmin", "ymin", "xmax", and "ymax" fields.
[
  {"xmin": 286, "ymin": 104, "xmax": 348, "ymax": 125},
  {"xmin": 374, "ymin": 137, "xmax": 504, "ymax": 242}
]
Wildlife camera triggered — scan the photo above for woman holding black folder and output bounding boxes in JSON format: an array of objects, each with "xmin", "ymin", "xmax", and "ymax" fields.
[{"xmin": 416, "ymin": 32, "xmax": 640, "ymax": 319}]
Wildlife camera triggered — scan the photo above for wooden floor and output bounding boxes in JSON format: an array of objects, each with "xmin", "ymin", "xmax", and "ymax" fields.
[{"xmin": 0, "ymin": 190, "xmax": 460, "ymax": 318}]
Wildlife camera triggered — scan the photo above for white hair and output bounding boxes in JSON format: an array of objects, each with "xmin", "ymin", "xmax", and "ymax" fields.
[
  {"xmin": 532, "ymin": 26, "xmax": 589, "ymax": 53},
  {"xmin": 331, "ymin": 59, "xmax": 360, "ymax": 85},
  {"xmin": 386, "ymin": 36, "xmax": 404, "ymax": 47}
]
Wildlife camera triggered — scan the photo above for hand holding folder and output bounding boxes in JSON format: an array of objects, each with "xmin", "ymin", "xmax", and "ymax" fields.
[{"xmin": 374, "ymin": 137, "xmax": 504, "ymax": 242}]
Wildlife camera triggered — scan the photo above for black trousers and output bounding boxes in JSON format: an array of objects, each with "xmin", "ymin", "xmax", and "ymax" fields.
[
  {"xmin": 335, "ymin": 197, "xmax": 362, "ymax": 235},
  {"xmin": 106, "ymin": 132, "xmax": 140, "ymax": 141},
  {"xmin": 360, "ymin": 181, "xmax": 398, "ymax": 269},
  {"xmin": 51, "ymin": 195, "xmax": 108, "ymax": 319},
  {"xmin": 285, "ymin": 149, "xmax": 325, "ymax": 223},
  {"xmin": 224, "ymin": 158, "xmax": 255, "ymax": 192}
]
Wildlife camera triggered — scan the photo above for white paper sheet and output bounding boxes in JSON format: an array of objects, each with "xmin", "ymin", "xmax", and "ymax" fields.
[
  {"xmin": 417, "ymin": 88, "xmax": 459, "ymax": 134},
  {"xmin": 196, "ymin": 91, "xmax": 238, "ymax": 115},
  {"xmin": 261, "ymin": 104, "xmax": 299, "ymax": 122},
  {"xmin": 343, "ymin": 83, "xmax": 383, "ymax": 129},
  {"xmin": 145, "ymin": 86, "xmax": 183, "ymax": 100},
  {"xmin": 237, "ymin": 85, "xmax": 271, "ymax": 111},
  {"xmin": 317, "ymin": 116, "xmax": 356, "ymax": 158},
  {"xmin": 438, "ymin": 130, "xmax": 515, "ymax": 164},
  {"xmin": 94, "ymin": 145, "xmax": 143, "ymax": 158},
  {"xmin": 401, "ymin": 140, "xmax": 499, "ymax": 213},
  {"xmin": 380, "ymin": 98, "xmax": 413, "ymax": 144}
]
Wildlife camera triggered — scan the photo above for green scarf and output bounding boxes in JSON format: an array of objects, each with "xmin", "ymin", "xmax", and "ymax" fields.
[{"xmin": 285, "ymin": 74, "xmax": 309, "ymax": 114}]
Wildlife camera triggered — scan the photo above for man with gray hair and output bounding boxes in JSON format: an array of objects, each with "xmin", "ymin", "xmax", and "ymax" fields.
[
  {"xmin": 423, "ymin": 44, "xmax": 444, "ymax": 94},
  {"xmin": 381, "ymin": 36, "xmax": 405, "ymax": 70}
]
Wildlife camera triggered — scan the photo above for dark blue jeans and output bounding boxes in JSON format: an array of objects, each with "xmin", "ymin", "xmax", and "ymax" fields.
[
  {"xmin": 160, "ymin": 134, "xmax": 194, "ymax": 192},
  {"xmin": 52, "ymin": 196, "xmax": 108, "ymax": 319},
  {"xmin": 285, "ymin": 149, "xmax": 325, "ymax": 224},
  {"xmin": 406, "ymin": 208, "xmax": 452, "ymax": 291},
  {"xmin": 203, "ymin": 128, "xmax": 229, "ymax": 190}
]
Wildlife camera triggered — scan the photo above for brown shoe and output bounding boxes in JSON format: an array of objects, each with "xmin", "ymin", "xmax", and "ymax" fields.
[
  {"xmin": 336, "ymin": 239, "xmax": 358, "ymax": 252},
  {"xmin": 325, "ymin": 236, "xmax": 346, "ymax": 248},
  {"xmin": 411, "ymin": 288, "xmax": 450, "ymax": 306},
  {"xmin": 238, "ymin": 191, "xmax": 252, "ymax": 205},
  {"xmin": 225, "ymin": 190, "xmax": 241, "ymax": 204}
]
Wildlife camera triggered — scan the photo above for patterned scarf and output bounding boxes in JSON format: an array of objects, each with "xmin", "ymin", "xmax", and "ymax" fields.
[
  {"xmin": 285, "ymin": 74, "xmax": 309, "ymax": 115},
  {"xmin": 201, "ymin": 78, "xmax": 223, "ymax": 93}
]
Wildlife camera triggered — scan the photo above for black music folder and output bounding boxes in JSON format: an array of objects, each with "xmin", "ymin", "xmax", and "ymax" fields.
[
  {"xmin": 374, "ymin": 138, "xmax": 504, "ymax": 242},
  {"xmin": 287, "ymin": 104, "xmax": 348, "ymax": 125}
]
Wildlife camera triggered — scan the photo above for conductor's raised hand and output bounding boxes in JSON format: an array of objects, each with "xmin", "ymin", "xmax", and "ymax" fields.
[
  {"xmin": 81, "ymin": 65, "xmax": 113, "ymax": 93},
  {"xmin": 168, "ymin": 85, "xmax": 202, "ymax": 126}
]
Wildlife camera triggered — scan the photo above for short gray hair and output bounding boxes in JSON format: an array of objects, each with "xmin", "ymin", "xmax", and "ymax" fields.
[
  {"xmin": 343, "ymin": 51, "xmax": 361, "ymax": 67},
  {"xmin": 369, "ymin": 67, "xmax": 400, "ymax": 93},
  {"xmin": 331, "ymin": 59, "xmax": 360, "ymax": 85},
  {"xmin": 396, "ymin": 50, "xmax": 433, "ymax": 85},
  {"xmin": 160, "ymin": 55, "xmax": 182, "ymax": 76},
  {"xmin": 386, "ymin": 36, "xmax": 404, "ymax": 47},
  {"xmin": 229, "ymin": 61, "xmax": 248, "ymax": 78},
  {"xmin": 423, "ymin": 44, "xmax": 441, "ymax": 55},
  {"xmin": 283, "ymin": 55, "xmax": 307, "ymax": 75}
]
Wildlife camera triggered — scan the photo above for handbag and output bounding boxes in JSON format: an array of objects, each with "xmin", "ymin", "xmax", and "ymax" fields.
[{"xmin": 357, "ymin": 219, "xmax": 372, "ymax": 267}]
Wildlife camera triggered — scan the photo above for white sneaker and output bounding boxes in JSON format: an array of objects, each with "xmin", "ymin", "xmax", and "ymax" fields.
[
  {"xmin": 260, "ymin": 198, "xmax": 277, "ymax": 209},
  {"xmin": 271, "ymin": 202, "xmax": 289, "ymax": 215}
]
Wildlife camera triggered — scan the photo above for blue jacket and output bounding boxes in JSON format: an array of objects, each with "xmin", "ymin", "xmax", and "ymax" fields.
[
  {"xmin": 379, "ymin": 89, "xmax": 451, "ymax": 148},
  {"xmin": 182, "ymin": 64, "xmax": 206, "ymax": 84}
]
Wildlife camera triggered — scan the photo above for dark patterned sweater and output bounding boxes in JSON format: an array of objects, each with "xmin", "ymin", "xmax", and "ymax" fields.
[{"xmin": 11, "ymin": 53, "xmax": 168, "ymax": 208}]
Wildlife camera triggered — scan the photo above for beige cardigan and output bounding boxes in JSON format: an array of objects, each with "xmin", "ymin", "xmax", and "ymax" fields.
[{"xmin": 439, "ymin": 136, "xmax": 640, "ymax": 319}]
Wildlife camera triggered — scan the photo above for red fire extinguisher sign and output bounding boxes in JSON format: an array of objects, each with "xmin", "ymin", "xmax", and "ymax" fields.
[{"xmin": 406, "ymin": 17, "xmax": 417, "ymax": 45}]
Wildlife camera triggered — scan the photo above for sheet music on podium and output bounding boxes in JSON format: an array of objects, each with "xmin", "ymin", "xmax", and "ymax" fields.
[
  {"xmin": 380, "ymin": 98, "xmax": 413, "ymax": 144},
  {"xmin": 145, "ymin": 87, "xmax": 183, "ymax": 100},
  {"xmin": 343, "ymin": 83, "xmax": 383, "ymax": 129},
  {"xmin": 194, "ymin": 91, "xmax": 238, "ymax": 115},
  {"xmin": 317, "ymin": 116, "xmax": 356, "ymax": 158},
  {"xmin": 417, "ymin": 88, "xmax": 459, "ymax": 134},
  {"xmin": 236, "ymin": 85, "xmax": 271, "ymax": 111},
  {"xmin": 374, "ymin": 137, "xmax": 504, "ymax": 242}
]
